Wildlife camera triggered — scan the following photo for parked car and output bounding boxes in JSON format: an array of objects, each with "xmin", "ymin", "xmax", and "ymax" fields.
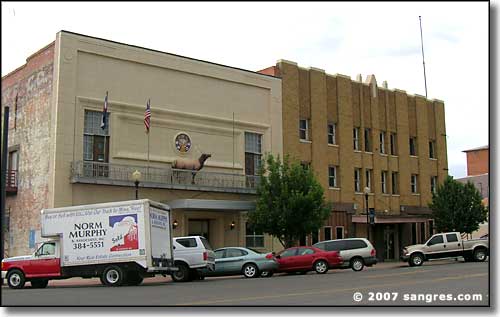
[
  {"xmin": 171, "ymin": 236, "xmax": 216, "ymax": 282},
  {"xmin": 200, "ymin": 247, "xmax": 278, "ymax": 278},
  {"xmin": 274, "ymin": 246, "xmax": 342, "ymax": 274},
  {"xmin": 313, "ymin": 238, "xmax": 377, "ymax": 271},
  {"xmin": 401, "ymin": 232, "xmax": 489, "ymax": 266}
]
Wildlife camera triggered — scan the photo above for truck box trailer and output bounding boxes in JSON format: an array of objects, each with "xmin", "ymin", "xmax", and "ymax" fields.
[{"xmin": 2, "ymin": 199, "xmax": 177, "ymax": 289}]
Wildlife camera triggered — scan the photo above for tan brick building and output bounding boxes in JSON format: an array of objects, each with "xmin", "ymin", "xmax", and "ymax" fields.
[
  {"xmin": 2, "ymin": 31, "xmax": 283, "ymax": 257},
  {"xmin": 259, "ymin": 60, "xmax": 448, "ymax": 261}
]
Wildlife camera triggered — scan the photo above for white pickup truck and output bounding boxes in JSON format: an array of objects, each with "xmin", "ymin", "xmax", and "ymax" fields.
[
  {"xmin": 401, "ymin": 232, "xmax": 489, "ymax": 266},
  {"xmin": 171, "ymin": 236, "xmax": 215, "ymax": 282}
]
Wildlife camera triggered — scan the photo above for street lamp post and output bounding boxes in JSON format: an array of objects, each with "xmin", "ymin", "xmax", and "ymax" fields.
[
  {"xmin": 364, "ymin": 186, "xmax": 370, "ymax": 241},
  {"xmin": 131, "ymin": 170, "xmax": 142, "ymax": 200}
]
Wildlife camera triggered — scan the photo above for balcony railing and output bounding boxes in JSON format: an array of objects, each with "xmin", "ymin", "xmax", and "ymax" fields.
[
  {"xmin": 6, "ymin": 170, "xmax": 17, "ymax": 195},
  {"xmin": 70, "ymin": 161, "xmax": 259, "ymax": 194}
]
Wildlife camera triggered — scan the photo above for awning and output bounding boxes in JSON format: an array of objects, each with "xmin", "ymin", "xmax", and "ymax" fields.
[
  {"xmin": 352, "ymin": 215, "xmax": 429, "ymax": 224},
  {"xmin": 167, "ymin": 199, "xmax": 255, "ymax": 211}
]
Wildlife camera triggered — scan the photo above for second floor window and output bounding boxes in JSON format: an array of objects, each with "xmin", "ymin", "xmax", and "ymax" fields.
[
  {"xmin": 299, "ymin": 119, "xmax": 309, "ymax": 141},
  {"xmin": 409, "ymin": 137, "xmax": 417, "ymax": 156},
  {"xmin": 390, "ymin": 133, "xmax": 397, "ymax": 155},
  {"xmin": 381, "ymin": 171, "xmax": 388, "ymax": 194},
  {"xmin": 392, "ymin": 172, "xmax": 399, "ymax": 194},
  {"xmin": 353, "ymin": 128, "xmax": 360, "ymax": 150},
  {"xmin": 429, "ymin": 140, "xmax": 436, "ymax": 159},
  {"xmin": 328, "ymin": 166, "xmax": 338, "ymax": 188},
  {"xmin": 245, "ymin": 132, "xmax": 262, "ymax": 176},
  {"xmin": 365, "ymin": 169, "xmax": 372, "ymax": 191},
  {"xmin": 354, "ymin": 168, "xmax": 361, "ymax": 192},
  {"xmin": 327, "ymin": 123, "xmax": 336, "ymax": 145},
  {"xmin": 379, "ymin": 132, "xmax": 386, "ymax": 154},
  {"xmin": 411, "ymin": 174, "xmax": 418, "ymax": 193},
  {"xmin": 364, "ymin": 128, "xmax": 371, "ymax": 152},
  {"xmin": 84, "ymin": 110, "xmax": 110, "ymax": 163}
]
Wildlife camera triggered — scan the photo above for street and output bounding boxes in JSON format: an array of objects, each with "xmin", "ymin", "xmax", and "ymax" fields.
[{"xmin": 1, "ymin": 260, "xmax": 489, "ymax": 306}]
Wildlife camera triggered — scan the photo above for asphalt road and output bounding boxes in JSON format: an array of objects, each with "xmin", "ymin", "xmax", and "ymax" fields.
[{"xmin": 1, "ymin": 260, "xmax": 489, "ymax": 306}]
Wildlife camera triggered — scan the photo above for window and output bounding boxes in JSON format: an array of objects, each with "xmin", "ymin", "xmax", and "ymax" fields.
[
  {"xmin": 38, "ymin": 243, "xmax": 56, "ymax": 256},
  {"xmin": 429, "ymin": 140, "xmax": 436, "ymax": 159},
  {"xmin": 379, "ymin": 132, "xmax": 386, "ymax": 154},
  {"xmin": 323, "ymin": 227, "xmax": 332, "ymax": 241},
  {"xmin": 327, "ymin": 123, "xmax": 336, "ymax": 145},
  {"xmin": 245, "ymin": 132, "xmax": 262, "ymax": 178},
  {"xmin": 427, "ymin": 235, "xmax": 444, "ymax": 246},
  {"xmin": 411, "ymin": 174, "xmax": 418, "ymax": 193},
  {"xmin": 431, "ymin": 176, "xmax": 438, "ymax": 194},
  {"xmin": 392, "ymin": 172, "xmax": 399, "ymax": 194},
  {"xmin": 409, "ymin": 137, "xmax": 417, "ymax": 156},
  {"xmin": 325, "ymin": 240, "xmax": 346, "ymax": 251},
  {"xmin": 246, "ymin": 223, "xmax": 264, "ymax": 248},
  {"xmin": 84, "ymin": 110, "xmax": 110, "ymax": 162},
  {"xmin": 446, "ymin": 233, "xmax": 458, "ymax": 243},
  {"xmin": 176, "ymin": 238, "xmax": 197, "ymax": 248},
  {"xmin": 225, "ymin": 248, "xmax": 247, "ymax": 258},
  {"xmin": 354, "ymin": 168, "xmax": 361, "ymax": 192},
  {"xmin": 335, "ymin": 226, "xmax": 344, "ymax": 239},
  {"xmin": 353, "ymin": 127, "xmax": 360, "ymax": 150},
  {"xmin": 365, "ymin": 169, "xmax": 372, "ymax": 191},
  {"xmin": 279, "ymin": 248, "xmax": 297, "ymax": 258},
  {"xmin": 328, "ymin": 166, "xmax": 338, "ymax": 188},
  {"xmin": 381, "ymin": 171, "xmax": 388, "ymax": 194},
  {"xmin": 7, "ymin": 150, "xmax": 19, "ymax": 187},
  {"xmin": 215, "ymin": 249, "xmax": 225, "ymax": 259},
  {"xmin": 200, "ymin": 237, "xmax": 213, "ymax": 250},
  {"xmin": 299, "ymin": 248, "xmax": 315, "ymax": 255},
  {"xmin": 364, "ymin": 128, "xmax": 371, "ymax": 152},
  {"xmin": 344, "ymin": 239, "xmax": 367, "ymax": 250},
  {"xmin": 390, "ymin": 133, "xmax": 397, "ymax": 155},
  {"xmin": 299, "ymin": 119, "xmax": 309, "ymax": 141}
]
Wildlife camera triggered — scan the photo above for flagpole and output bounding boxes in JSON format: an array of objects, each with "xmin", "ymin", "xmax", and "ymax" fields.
[
  {"xmin": 147, "ymin": 99, "xmax": 151, "ymax": 182},
  {"xmin": 103, "ymin": 91, "xmax": 108, "ymax": 166},
  {"xmin": 419, "ymin": 15, "xmax": 428, "ymax": 99},
  {"xmin": 232, "ymin": 112, "xmax": 235, "ymax": 187}
]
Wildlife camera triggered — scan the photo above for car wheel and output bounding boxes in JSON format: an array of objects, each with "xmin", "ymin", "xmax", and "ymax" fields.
[
  {"xmin": 243, "ymin": 263, "xmax": 259, "ymax": 278},
  {"xmin": 102, "ymin": 265, "xmax": 126, "ymax": 286},
  {"xmin": 473, "ymin": 248, "xmax": 487, "ymax": 262},
  {"xmin": 314, "ymin": 260, "xmax": 329, "ymax": 274},
  {"xmin": 31, "ymin": 279, "xmax": 49, "ymax": 288},
  {"xmin": 171, "ymin": 263, "xmax": 190, "ymax": 282},
  {"xmin": 260, "ymin": 270, "xmax": 274, "ymax": 278},
  {"xmin": 410, "ymin": 253, "xmax": 424, "ymax": 267},
  {"xmin": 7, "ymin": 269, "xmax": 26, "ymax": 289},
  {"xmin": 350, "ymin": 258, "xmax": 365, "ymax": 272}
]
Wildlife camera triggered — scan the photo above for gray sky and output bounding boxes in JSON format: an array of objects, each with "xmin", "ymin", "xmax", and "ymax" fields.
[{"xmin": 1, "ymin": 1, "xmax": 491, "ymax": 178}]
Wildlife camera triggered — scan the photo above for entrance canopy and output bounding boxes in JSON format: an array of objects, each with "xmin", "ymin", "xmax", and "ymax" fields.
[
  {"xmin": 352, "ymin": 215, "xmax": 428, "ymax": 224},
  {"xmin": 168, "ymin": 199, "xmax": 255, "ymax": 211}
]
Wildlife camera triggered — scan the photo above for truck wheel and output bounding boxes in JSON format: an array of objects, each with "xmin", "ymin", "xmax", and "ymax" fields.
[
  {"xmin": 171, "ymin": 263, "xmax": 190, "ymax": 282},
  {"xmin": 31, "ymin": 279, "xmax": 49, "ymax": 288},
  {"xmin": 350, "ymin": 257, "xmax": 365, "ymax": 272},
  {"xmin": 102, "ymin": 265, "xmax": 126, "ymax": 286},
  {"xmin": 242, "ymin": 263, "xmax": 259, "ymax": 278},
  {"xmin": 473, "ymin": 248, "xmax": 487, "ymax": 262},
  {"xmin": 7, "ymin": 269, "xmax": 25, "ymax": 289},
  {"xmin": 126, "ymin": 271, "xmax": 144, "ymax": 286},
  {"xmin": 410, "ymin": 253, "xmax": 424, "ymax": 267}
]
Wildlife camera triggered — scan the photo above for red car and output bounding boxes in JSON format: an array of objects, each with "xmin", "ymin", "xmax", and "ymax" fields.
[{"xmin": 275, "ymin": 246, "xmax": 343, "ymax": 274}]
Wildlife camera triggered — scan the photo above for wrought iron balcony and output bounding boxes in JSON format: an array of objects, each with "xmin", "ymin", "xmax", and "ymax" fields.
[
  {"xmin": 6, "ymin": 170, "xmax": 17, "ymax": 195},
  {"xmin": 70, "ymin": 161, "xmax": 259, "ymax": 194}
]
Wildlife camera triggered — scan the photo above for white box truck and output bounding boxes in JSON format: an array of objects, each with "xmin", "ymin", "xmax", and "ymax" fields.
[{"xmin": 1, "ymin": 199, "xmax": 177, "ymax": 289}]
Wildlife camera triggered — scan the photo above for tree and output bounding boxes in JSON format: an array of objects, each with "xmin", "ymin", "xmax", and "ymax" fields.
[
  {"xmin": 247, "ymin": 154, "xmax": 330, "ymax": 248},
  {"xmin": 429, "ymin": 176, "xmax": 488, "ymax": 234}
]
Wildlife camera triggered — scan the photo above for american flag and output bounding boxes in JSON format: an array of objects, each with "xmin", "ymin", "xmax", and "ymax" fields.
[
  {"xmin": 144, "ymin": 98, "xmax": 151, "ymax": 133},
  {"xmin": 101, "ymin": 91, "xmax": 108, "ymax": 130}
]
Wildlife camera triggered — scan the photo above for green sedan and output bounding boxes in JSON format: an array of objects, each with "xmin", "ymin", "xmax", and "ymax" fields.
[{"xmin": 200, "ymin": 247, "xmax": 279, "ymax": 278}]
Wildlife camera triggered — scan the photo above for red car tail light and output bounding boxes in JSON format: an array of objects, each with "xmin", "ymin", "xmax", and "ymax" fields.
[
  {"xmin": 203, "ymin": 251, "xmax": 208, "ymax": 261},
  {"xmin": 370, "ymin": 248, "xmax": 376, "ymax": 256},
  {"xmin": 265, "ymin": 253, "xmax": 273, "ymax": 260}
]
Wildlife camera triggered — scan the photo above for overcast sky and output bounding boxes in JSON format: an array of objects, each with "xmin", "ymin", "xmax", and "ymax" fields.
[{"xmin": 1, "ymin": 1, "xmax": 491, "ymax": 178}]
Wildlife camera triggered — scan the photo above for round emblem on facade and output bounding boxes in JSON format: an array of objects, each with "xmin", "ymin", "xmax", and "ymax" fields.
[{"xmin": 174, "ymin": 133, "xmax": 192, "ymax": 153}]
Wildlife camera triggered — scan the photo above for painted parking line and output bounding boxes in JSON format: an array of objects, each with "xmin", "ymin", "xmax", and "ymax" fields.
[{"xmin": 176, "ymin": 273, "xmax": 488, "ymax": 305}]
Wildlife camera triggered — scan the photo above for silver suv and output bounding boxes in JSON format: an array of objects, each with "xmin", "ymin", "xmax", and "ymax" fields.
[
  {"xmin": 172, "ymin": 236, "xmax": 216, "ymax": 282},
  {"xmin": 313, "ymin": 238, "xmax": 377, "ymax": 271}
]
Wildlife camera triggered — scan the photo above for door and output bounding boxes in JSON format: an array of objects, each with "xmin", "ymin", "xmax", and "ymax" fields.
[
  {"xmin": 219, "ymin": 248, "xmax": 247, "ymax": 274},
  {"xmin": 276, "ymin": 248, "xmax": 298, "ymax": 271},
  {"xmin": 295, "ymin": 248, "xmax": 316, "ymax": 270},
  {"xmin": 28, "ymin": 242, "xmax": 60, "ymax": 277},
  {"xmin": 188, "ymin": 219, "xmax": 210, "ymax": 240},
  {"xmin": 444, "ymin": 233, "xmax": 462, "ymax": 257},
  {"xmin": 384, "ymin": 230, "xmax": 395, "ymax": 260},
  {"xmin": 208, "ymin": 249, "xmax": 226, "ymax": 276},
  {"xmin": 425, "ymin": 234, "xmax": 446, "ymax": 259}
]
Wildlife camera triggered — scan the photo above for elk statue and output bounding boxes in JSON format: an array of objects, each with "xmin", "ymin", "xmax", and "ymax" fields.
[{"xmin": 172, "ymin": 153, "xmax": 211, "ymax": 184}]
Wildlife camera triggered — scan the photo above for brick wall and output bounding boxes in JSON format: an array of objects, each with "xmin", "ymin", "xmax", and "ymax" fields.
[
  {"xmin": 466, "ymin": 149, "xmax": 488, "ymax": 176},
  {"xmin": 2, "ymin": 42, "xmax": 55, "ymax": 256}
]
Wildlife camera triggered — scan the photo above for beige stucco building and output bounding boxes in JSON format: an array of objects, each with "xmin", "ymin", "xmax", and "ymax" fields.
[
  {"xmin": 259, "ymin": 61, "xmax": 448, "ymax": 260},
  {"xmin": 2, "ymin": 31, "xmax": 283, "ymax": 256}
]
